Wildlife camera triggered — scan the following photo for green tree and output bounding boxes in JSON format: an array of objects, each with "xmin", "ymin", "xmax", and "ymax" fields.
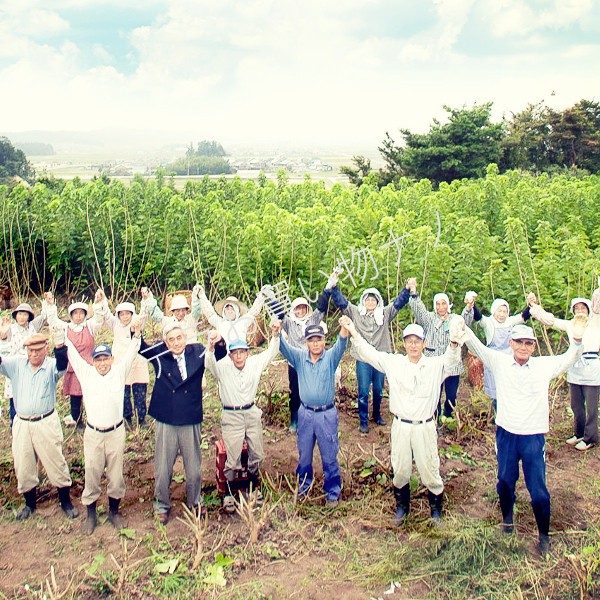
[
  {"xmin": 386, "ymin": 103, "xmax": 503, "ymax": 186},
  {"xmin": 339, "ymin": 155, "xmax": 372, "ymax": 186},
  {"xmin": 195, "ymin": 140, "xmax": 227, "ymax": 157},
  {"xmin": 0, "ymin": 136, "xmax": 34, "ymax": 183}
]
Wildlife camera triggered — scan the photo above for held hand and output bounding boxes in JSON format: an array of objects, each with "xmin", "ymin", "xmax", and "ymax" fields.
[
  {"xmin": 192, "ymin": 284, "xmax": 203, "ymax": 300},
  {"xmin": 260, "ymin": 284, "xmax": 276, "ymax": 299},
  {"xmin": 339, "ymin": 315, "xmax": 357, "ymax": 337},
  {"xmin": 406, "ymin": 277, "xmax": 417, "ymax": 294},
  {"xmin": 325, "ymin": 268, "xmax": 340, "ymax": 290},
  {"xmin": 207, "ymin": 330, "xmax": 221, "ymax": 351},
  {"xmin": 0, "ymin": 316, "xmax": 11, "ymax": 339},
  {"xmin": 592, "ymin": 287, "xmax": 600, "ymax": 315},
  {"xmin": 52, "ymin": 325, "xmax": 66, "ymax": 346},
  {"xmin": 270, "ymin": 318, "xmax": 281, "ymax": 337},
  {"xmin": 449, "ymin": 315, "xmax": 467, "ymax": 345},
  {"xmin": 527, "ymin": 292, "xmax": 537, "ymax": 306},
  {"xmin": 94, "ymin": 289, "xmax": 106, "ymax": 304},
  {"xmin": 463, "ymin": 291, "xmax": 478, "ymax": 309},
  {"xmin": 43, "ymin": 291, "xmax": 55, "ymax": 305},
  {"xmin": 130, "ymin": 317, "xmax": 143, "ymax": 337},
  {"xmin": 140, "ymin": 287, "xmax": 151, "ymax": 300},
  {"xmin": 572, "ymin": 314, "xmax": 588, "ymax": 341}
]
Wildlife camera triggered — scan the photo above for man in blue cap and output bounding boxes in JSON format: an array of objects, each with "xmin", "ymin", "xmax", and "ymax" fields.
[{"xmin": 278, "ymin": 319, "xmax": 349, "ymax": 506}]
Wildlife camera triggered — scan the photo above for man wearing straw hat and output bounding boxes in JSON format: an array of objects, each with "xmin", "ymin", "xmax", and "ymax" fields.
[
  {"xmin": 462, "ymin": 318, "xmax": 587, "ymax": 555},
  {"xmin": 140, "ymin": 287, "xmax": 202, "ymax": 343},
  {"xmin": 198, "ymin": 285, "xmax": 271, "ymax": 349},
  {"xmin": 0, "ymin": 331, "xmax": 78, "ymax": 521},
  {"xmin": 340, "ymin": 315, "xmax": 465, "ymax": 526}
]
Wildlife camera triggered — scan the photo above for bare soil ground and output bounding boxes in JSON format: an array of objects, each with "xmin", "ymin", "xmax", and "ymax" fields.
[{"xmin": 0, "ymin": 353, "xmax": 598, "ymax": 599}]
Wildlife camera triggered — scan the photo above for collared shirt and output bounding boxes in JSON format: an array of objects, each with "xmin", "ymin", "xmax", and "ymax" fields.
[
  {"xmin": 464, "ymin": 327, "xmax": 582, "ymax": 434},
  {"xmin": 65, "ymin": 336, "xmax": 141, "ymax": 428},
  {"xmin": 279, "ymin": 334, "xmax": 347, "ymax": 407},
  {"xmin": 351, "ymin": 334, "xmax": 461, "ymax": 421},
  {"xmin": 175, "ymin": 353, "xmax": 188, "ymax": 380},
  {"xmin": 0, "ymin": 356, "xmax": 64, "ymax": 416},
  {"xmin": 205, "ymin": 337, "xmax": 280, "ymax": 408}
]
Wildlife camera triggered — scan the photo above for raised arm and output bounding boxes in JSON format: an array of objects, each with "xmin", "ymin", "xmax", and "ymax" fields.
[
  {"xmin": 342, "ymin": 316, "xmax": 389, "ymax": 373},
  {"xmin": 140, "ymin": 287, "xmax": 164, "ymax": 323}
]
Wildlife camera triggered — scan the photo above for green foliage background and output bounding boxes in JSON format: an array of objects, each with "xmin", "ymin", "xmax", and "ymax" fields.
[{"xmin": 1, "ymin": 166, "xmax": 599, "ymax": 318}]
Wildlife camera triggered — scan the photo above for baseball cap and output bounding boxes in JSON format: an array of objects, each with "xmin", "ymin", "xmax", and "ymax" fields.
[
  {"xmin": 92, "ymin": 344, "xmax": 112, "ymax": 359},
  {"xmin": 229, "ymin": 340, "xmax": 249, "ymax": 352},
  {"xmin": 510, "ymin": 325, "xmax": 535, "ymax": 341},
  {"xmin": 402, "ymin": 324, "xmax": 425, "ymax": 340},
  {"xmin": 305, "ymin": 325, "xmax": 325, "ymax": 339}
]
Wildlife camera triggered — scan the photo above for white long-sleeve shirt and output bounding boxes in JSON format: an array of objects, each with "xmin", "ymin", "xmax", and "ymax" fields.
[
  {"xmin": 205, "ymin": 336, "xmax": 279, "ymax": 408},
  {"xmin": 464, "ymin": 326, "xmax": 582, "ymax": 435},
  {"xmin": 65, "ymin": 336, "xmax": 141, "ymax": 428},
  {"xmin": 351, "ymin": 334, "xmax": 461, "ymax": 421}
]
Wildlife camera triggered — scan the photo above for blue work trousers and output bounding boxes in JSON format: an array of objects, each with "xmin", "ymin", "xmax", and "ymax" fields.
[
  {"xmin": 496, "ymin": 426, "xmax": 550, "ymax": 536},
  {"xmin": 296, "ymin": 405, "xmax": 341, "ymax": 501},
  {"xmin": 123, "ymin": 383, "xmax": 148, "ymax": 422},
  {"xmin": 356, "ymin": 360, "xmax": 385, "ymax": 426}
]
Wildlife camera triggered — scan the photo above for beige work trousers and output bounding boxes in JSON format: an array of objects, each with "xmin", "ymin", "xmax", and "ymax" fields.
[
  {"xmin": 12, "ymin": 411, "xmax": 72, "ymax": 494},
  {"xmin": 390, "ymin": 417, "xmax": 443, "ymax": 495},
  {"xmin": 82, "ymin": 424, "xmax": 126, "ymax": 505},
  {"xmin": 221, "ymin": 405, "xmax": 264, "ymax": 479}
]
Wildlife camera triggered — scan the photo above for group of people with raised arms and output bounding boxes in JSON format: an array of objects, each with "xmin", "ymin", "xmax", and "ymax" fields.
[{"xmin": 0, "ymin": 273, "xmax": 597, "ymax": 557}]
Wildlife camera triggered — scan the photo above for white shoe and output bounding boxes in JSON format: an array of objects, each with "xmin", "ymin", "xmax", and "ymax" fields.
[
  {"xmin": 63, "ymin": 415, "xmax": 76, "ymax": 427},
  {"xmin": 575, "ymin": 440, "xmax": 593, "ymax": 451},
  {"xmin": 566, "ymin": 436, "xmax": 582, "ymax": 445}
]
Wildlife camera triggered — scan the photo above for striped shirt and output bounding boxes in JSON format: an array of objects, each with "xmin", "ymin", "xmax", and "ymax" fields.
[{"xmin": 409, "ymin": 295, "xmax": 464, "ymax": 376}]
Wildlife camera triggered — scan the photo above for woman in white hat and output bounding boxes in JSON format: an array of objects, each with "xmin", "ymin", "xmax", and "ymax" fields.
[
  {"xmin": 0, "ymin": 301, "xmax": 48, "ymax": 424},
  {"xmin": 94, "ymin": 291, "xmax": 151, "ymax": 427},
  {"xmin": 45, "ymin": 290, "xmax": 106, "ymax": 428},
  {"xmin": 529, "ymin": 289, "xmax": 600, "ymax": 451}
]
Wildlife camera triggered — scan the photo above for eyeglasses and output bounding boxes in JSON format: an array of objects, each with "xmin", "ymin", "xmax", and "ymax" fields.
[
  {"xmin": 512, "ymin": 339, "xmax": 535, "ymax": 347},
  {"xmin": 403, "ymin": 338, "xmax": 423, "ymax": 345}
]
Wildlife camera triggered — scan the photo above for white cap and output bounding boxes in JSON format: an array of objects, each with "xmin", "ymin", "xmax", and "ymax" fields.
[
  {"xmin": 68, "ymin": 301, "xmax": 88, "ymax": 316},
  {"xmin": 403, "ymin": 323, "xmax": 425, "ymax": 339},
  {"xmin": 510, "ymin": 324, "xmax": 535, "ymax": 341},
  {"xmin": 170, "ymin": 295, "xmax": 190, "ymax": 311},
  {"xmin": 116, "ymin": 301, "xmax": 135, "ymax": 315}
]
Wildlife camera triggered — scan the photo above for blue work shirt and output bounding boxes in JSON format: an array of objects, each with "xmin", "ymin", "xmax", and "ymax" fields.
[
  {"xmin": 279, "ymin": 334, "xmax": 348, "ymax": 407},
  {"xmin": 0, "ymin": 356, "xmax": 65, "ymax": 417}
]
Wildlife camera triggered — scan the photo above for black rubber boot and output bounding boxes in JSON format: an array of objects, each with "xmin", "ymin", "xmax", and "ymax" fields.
[
  {"xmin": 108, "ymin": 497, "xmax": 124, "ymax": 529},
  {"xmin": 392, "ymin": 485, "xmax": 410, "ymax": 526},
  {"xmin": 17, "ymin": 487, "xmax": 37, "ymax": 521},
  {"xmin": 82, "ymin": 501, "xmax": 97, "ymax": 535},
  {"xmin": 428, "ymin": 490, "xmax": 443, "ymax": 525},
  {"xmin": 57, "ymin": 486, "xmax": 79, "ymax": 519}
]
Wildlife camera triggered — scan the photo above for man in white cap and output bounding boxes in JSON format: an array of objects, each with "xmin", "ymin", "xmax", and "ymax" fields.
[
  {"xmin": 205, "ymin": 321, "xmax": 281, "ymax": 513},
  {"xmin": 407, "ymin": 278, "xmax": 464, "ymax": 420},
  {"xmin": 462, "ymin": 319, "xmax": 586, "ymax": 555},
  {"xmin": 0, "ymin": 301, "xmax": 48, "ymax": 424},
  {"xmin": 138, "ymin": 322, "xmax": 227, "ymax": 523},
  {"xmin": 64, "ymin": 320, "xmax": 142, "ymax": 534},
  {"xmin": 0, "ymin": 332, "xmax": 78, "ymax": 521},
  {"xmin": 340, "ymin": 315, "xmax": 465, "ymax": 526}
]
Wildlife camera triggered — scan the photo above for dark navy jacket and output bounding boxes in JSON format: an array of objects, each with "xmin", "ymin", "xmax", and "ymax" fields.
[{"xmin": 139, "ymin": 338, "xmax": 226, "ymax": 426}]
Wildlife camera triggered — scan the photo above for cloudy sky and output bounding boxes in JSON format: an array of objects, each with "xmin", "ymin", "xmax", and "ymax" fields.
[{"xmin": 1, "ymin": 0, "xmax": 598, "ymax": 150}]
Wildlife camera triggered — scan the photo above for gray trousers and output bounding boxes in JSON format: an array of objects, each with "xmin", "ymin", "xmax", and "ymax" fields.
[
  {"xmin": 570, "ymin": 383, "xmax": 599, "ymax": 444},
  {"xmin": 154, "ymin": 421, "xmax": 202, "ymax": 514},
  {"xmin": 221, "ymin": 405, "xmax": 264, "ymax": 481}
]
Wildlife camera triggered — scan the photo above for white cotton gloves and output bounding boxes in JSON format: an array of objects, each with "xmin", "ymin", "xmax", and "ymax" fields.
[
  {"xmin": 192, "ymin": 284, "xmax": 203, "ymax": 300},
  {"xmin": 448, "ymin": 315, "xmax": 468, "ymax": 346},
  {"xmin": 571, "ymin": 314, "xmax": 588, "ymax": 341},
  {"xmin": 325, "ymin": 267, "xmax": 342, "ymax": 290},
  {"xmin": 260, "ymin": 284, "xmax": 276, "ymax": 299},
  {"xmin": 464, "ymin": 291, "xmax": 478, "ymax": 306},
  {"xmin": 52, "ymin": 325, "xmax": 66, "ymax": 346}
]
